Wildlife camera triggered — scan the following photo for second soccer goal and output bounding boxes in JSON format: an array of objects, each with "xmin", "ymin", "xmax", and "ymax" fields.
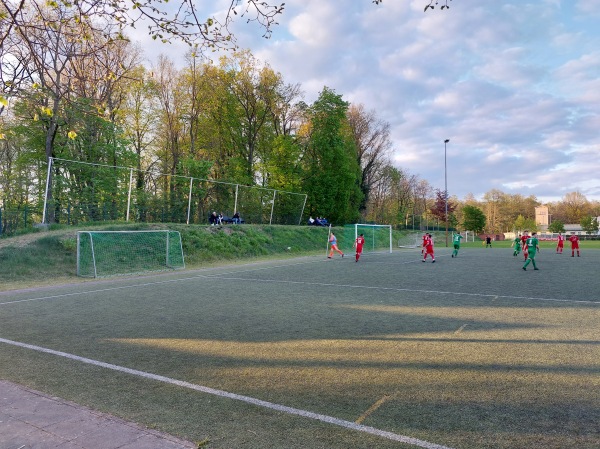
[
  {"xmin": 77, "ymin": 230, "xmax": 185, "ymax": 278},
  {"xmin": 353, "ymin": 224, "xmax": 393, "ymax": 253}
]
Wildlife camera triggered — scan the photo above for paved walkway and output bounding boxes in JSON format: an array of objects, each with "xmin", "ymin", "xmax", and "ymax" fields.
[{"xmin": 0, "ymin": 380, "xmax": 195, "ymax": 449}]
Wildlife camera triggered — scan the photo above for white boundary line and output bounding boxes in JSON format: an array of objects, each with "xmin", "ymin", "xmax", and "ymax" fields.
[
  {"xmin": 0, "ymin": 337, "xmax": 453, "ymax": 449},
  {"xmin": 201, "ymin": 275, "xmax": 600, "ymax": 305},
  {"xmin": 2, "ymin": 260, "xmax": 599, "ymax": 306},
  {"xmin": 0, "ymin": 259, "xmax": 327, "ymax": 306}
]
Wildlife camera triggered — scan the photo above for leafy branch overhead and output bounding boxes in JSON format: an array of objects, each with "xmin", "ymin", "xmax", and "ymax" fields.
[
  {"xmin": 373, "ymin": 0, "xmax": 452, "ymax": 10},
  {"xmin": 1, "ymin": 1, "xmax": 450, "ymax": 52}
]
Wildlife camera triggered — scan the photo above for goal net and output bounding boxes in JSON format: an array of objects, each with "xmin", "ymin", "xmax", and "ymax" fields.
[
  {"xmin": 397, "ymin": 232, "xmax": 421, "ymax": 249},
  {"xmin": 77, "ymin": 230, "xmax": 185, "ymax": 278},
  {"xmin": 352, "ymin": 224, "xmax": 393, "ymax": 254}
]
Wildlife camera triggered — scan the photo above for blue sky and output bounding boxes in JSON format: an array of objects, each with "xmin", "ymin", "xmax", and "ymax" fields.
[{"xmin": 133, "ymin": 0, "xmax": 600, "ymax": 203}]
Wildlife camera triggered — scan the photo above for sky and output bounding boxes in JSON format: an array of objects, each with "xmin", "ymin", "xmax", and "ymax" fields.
[{"xmin": 131, "ymin": 0, "xmax": 600, "ymax": 203}]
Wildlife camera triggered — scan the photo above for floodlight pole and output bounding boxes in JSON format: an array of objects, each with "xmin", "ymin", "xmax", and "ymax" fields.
[{"xmin": 444, "ymin": 139, "xmax": 450, "ymax": 247}]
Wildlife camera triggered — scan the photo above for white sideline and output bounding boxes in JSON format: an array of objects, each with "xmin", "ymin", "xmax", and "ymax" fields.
[
  {"xmin": 201, "ymin": 275, "xmax": 600, "ymax": 305},
  {"xmin": 0, "ymin": 258, "xmax": 326, "ymax": 306},
  {"xmin": 2, "ymin": 263, "xmax": 599, "ymax": 306},
  {"xmin": 0, "ymin": 337, "xmax": 453, "ymax": 449}
]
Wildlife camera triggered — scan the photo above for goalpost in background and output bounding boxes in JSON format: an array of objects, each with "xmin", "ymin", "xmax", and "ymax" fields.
[
  {"xmin": 77, "ymin": 230, "xmax": 185, "ymax": 278},
  {"xmin": 397, "ymin": 232, "xmax": 421, "ymax": 249},
  {"xmin": 354, "ymin": 224, "xmax": 393, "ymax": 254}
]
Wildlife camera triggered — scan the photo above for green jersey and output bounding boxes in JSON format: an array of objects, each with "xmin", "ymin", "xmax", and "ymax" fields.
[
  {"xmin": 452, "ymin": 234, "xmax": 463, "ymax": 246},
  {"xmin": 526, "ymin": 237, "xmax": 539, "ymax": 252},
  {"xmin": 513, "ymin": 237, "xmax": 521, "ymax": 248}
]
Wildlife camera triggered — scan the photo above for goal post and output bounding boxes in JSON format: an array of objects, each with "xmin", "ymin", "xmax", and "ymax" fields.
[
  {"xmin": 77, "ymin": 230, "xmax": 185, "ymax": 278},
  {"xmin": 397, "ymin": 232, "xmax": 421, "ymax": 249},
  {"xmin": 354, "ymin": 223, "xmax": 393, "ymax": 254}
]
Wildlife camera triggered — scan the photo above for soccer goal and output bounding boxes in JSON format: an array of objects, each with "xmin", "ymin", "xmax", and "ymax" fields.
[
  {"xmin": 354, "ymin": 223, "xmax": 393, "ymax": 254},
  {"xmin": 77, "ymin": 230, "xmax": 185, "ymax": 278},
  {"xmin": 397, "ymin": 232, "xmax": 421, "ymax": 249}
]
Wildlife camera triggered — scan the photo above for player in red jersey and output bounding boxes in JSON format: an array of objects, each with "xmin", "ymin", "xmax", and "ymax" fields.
[
  {"xmin": 354, "ymin": 233, "xmax": 365, "ymax": 262},
  {"xmin": 568, "ymin": 233, "xmax": 580, "ymax": 257},
  {"xmin": 422, "ymin": 233, "xmax": 435, "ymax": 263},
  {"xmin": 520, "ymin": 231, "xmax": 529, "ymax": 261},
  {"xmin": 421, "ymin": 233, "xmax": 428, "ymax": 255},
  {"xmin": 556, "ymin": 232, "xmax": 564, "ymax": 254}
]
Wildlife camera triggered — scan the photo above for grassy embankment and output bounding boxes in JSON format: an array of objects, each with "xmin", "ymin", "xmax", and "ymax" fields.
[
  {"xmin": 0, "ymin": 223, "xmax": 359, "ymax": 291},
  {"xmin": 2, "ymin": 224, "xmax": 597, "ymax": 292}
]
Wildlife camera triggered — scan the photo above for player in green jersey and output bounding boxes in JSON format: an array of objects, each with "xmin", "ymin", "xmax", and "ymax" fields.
[
  {"xmin": 451, "ymin": 232, "xmax": 463, "ymax": 258},
  {"xmin": 522, "ymin": 232, "xmax": 540, "ymax": 271},
  {"xmin": 511, "ymin": 234, "xmax": 521, "ymax": 257}
]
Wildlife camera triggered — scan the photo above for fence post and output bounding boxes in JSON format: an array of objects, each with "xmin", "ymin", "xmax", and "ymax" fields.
[
  {"xmin": 234, "ymin": 184, "xmax": 239, "ymax": 214},
  {"xmin": 0, "ymin": 207, "xmax": 3, "ymax": 235},
  {"xmin": 187, "ymin": 178, "xmax": 193, "ymax": 225},
  {"xmin": 298, "ymin": 194, "xmax": 308, "ymax": 225},
  {"xmin": 42, "ymin": 157, "xmax": 53, "ymax": 224},
  {"xmin": 269, "ymin": 190, "xmax": 276, "ymax": 225},
  {"xmin": 126, "ymin": 168, "xmax": 133, "ymax": 222}
]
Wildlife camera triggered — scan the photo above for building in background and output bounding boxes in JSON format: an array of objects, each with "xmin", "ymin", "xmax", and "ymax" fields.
[{"xmin": 535, "ymin": 206, "xmax": 549, "ymax": 231}]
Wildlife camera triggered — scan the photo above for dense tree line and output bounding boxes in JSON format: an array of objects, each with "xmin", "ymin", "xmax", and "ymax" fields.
[{"xmin": 1, "ymin": 1, "xmax": 599, "ymax": 234}]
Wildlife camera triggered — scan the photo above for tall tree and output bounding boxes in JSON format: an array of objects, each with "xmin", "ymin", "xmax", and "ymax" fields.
[
  {"xmin": 548, "ymin": 219, "xmax": 565, "ymax": 233},
  {"xmin": 217, "ymin": 51, "xmax": 280, "ymax": 182},
  {"xmin": 462, "ymin": 205, "xmax": 486, "ymax": 234},
  {"xmin": 430, "ymin": 188, "xmax": 456, "ymax": 223},
  {"xmin": 580, "ymin": 216, "xmax": 599, "ymax": 235},
  {"xmin": 346, "ymin": 104, "xmax": 392, "ymax": 216},
  {"xmin": 562, "ymin": 191, "xmax": 590, "ymax": 223},
  {"xmin": 301, "ymin": 87, "xmax": 362, "ymax": 225}
]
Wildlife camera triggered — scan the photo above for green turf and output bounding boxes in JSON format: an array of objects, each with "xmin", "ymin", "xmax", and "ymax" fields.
[{"xmin": 1, "ymin": 236, "xmax": 599, "ymax": 448}]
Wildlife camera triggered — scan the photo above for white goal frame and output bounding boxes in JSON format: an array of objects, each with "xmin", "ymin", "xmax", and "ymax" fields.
[
  {"xmin": 354, "ymin": 223, "xmax": 393, "ymax": 254},
  {"xmin": 77, "ymin": 230, "xmax": 185, "ymax": 278},
  {"xmin": 397, "ymin": 232, "xmax": 421, "ymax": 249}
]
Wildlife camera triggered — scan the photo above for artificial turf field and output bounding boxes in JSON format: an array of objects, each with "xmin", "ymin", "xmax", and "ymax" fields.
[{"xmin": 1, "ymin": 245, "xmax": 599, "ymax": 449}]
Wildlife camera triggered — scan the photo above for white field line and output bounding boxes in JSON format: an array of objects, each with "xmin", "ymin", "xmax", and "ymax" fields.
[
  {"xmin": 0, "ymin": 337, "xmax": 453, "ymax": 449},
  {"xmin": 0, "ymin": 258, "xmax": 328, "ymax": 306},
  {"xmin": 2, "ymin": 263, "xmax": 599, "ymax": 306},
  {"xmin": 200, "ymin": 275, "xmax": 600, "ymax": 305},
  {"xmin": 0, "ymin": 253, "xmax": 410, "ymax": 307}
]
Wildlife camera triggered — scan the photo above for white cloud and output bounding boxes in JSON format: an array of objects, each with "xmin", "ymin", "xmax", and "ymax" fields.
[{"xmin": 132, "ymin": 0, "xmax": 600, "ymax": 202}]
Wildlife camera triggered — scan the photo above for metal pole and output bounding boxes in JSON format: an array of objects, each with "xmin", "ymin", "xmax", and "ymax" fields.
[
  {"xmin": 234, "ymin": 184, "xmax": 239, "ymax": 214},
  {"xmin": 269, "ymin": 190, "xmax": 276, "ymax": 225},
  {"xmin": 444, "ymin": 139, "xmax": 449, "ymax": 247},
  {"xmin": 298, "ymin": 194, "xmax": 308, "ymax": 225},
  {"xmin": 42, "ymin": 157, "xmax": 53, "ymax": 224},
  {"xmin": 186, "ymin": 178, "xmax": 193, "ymax": 225},
  {"xmin": 126, "ymin": 168, "xmax": 133, "ymax": 222}
]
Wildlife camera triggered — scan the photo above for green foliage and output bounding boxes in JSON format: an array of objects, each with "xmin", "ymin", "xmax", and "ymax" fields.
[
  {"xmin": 548, "ymin": 219, "xmax": 565, "ymax": 233},
  {"xmin": 580, "ymin": 216, "xmax": 599, "ymax": 235},
  {"xmin": 0, "ymin": 224, "xmax": 334, "ymax": 288},
  {"xmin": 301, "ymin": 87, "xmax": 363, "ymax": 225},
  {"xmin": 461, "ymin": 205, "xmax": 486, "ymax": 234},
  {"xmin": 431, "ymin": 188, "xmax": 456, "ymax": 223},
  {"xmin": 513, "ymin": 214, "xmax": 537, "ymax": 232}
]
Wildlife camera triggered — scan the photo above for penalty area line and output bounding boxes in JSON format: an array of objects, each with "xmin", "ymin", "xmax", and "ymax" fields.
[
  {"xmin": 0, "ymin": 337, "xmax": 453, "ymax": 449},
  {"xmin": 0, "ymin": 258, "xmax": 326, "ymax": 307},
  {"xmin": 201, "ymin": 275, "xmax": 600, "ymax": 305}
]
